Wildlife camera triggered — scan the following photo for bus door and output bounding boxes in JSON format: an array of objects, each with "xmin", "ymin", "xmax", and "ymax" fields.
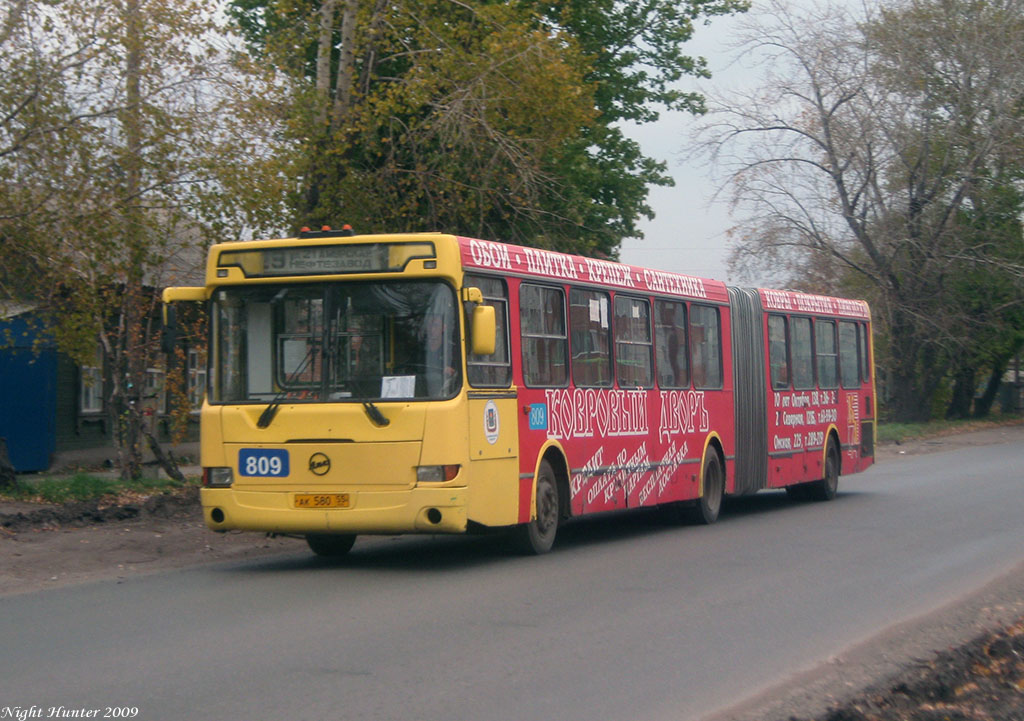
[
  {"xmin": 857, "ymin": 321, "xmax": 876, "ymax": 469},
  {"xmin": 766, "ymin": 313, "xmax": 817, "ymax": 486},
  {"xmin": 466, "ymin": 390, "xmax": 520, "ymax": 526},
  {"xmin": 838, "ymin": 319, "xmax": 875, "ymax": 473},
  {"xmin": 464, "ymin": 276, "xmax": 521, "ymax": 527}
]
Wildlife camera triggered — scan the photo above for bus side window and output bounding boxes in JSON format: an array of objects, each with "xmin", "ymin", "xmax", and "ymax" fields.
[
  {"xmin": 690, "ymin": 304, "xmax": 722, "ymax": 389},
  {"xmin": 569, "ymin": 288, "xmax": 612, "ymax": 387},
  {"xmin": 655, "ymin": 300, "xmax": 688, "ymax": 389},
  {"xmin": 464, "ymin": 275, "xmax": 512, "ymax": 388},
  {"xmin": 768, "ymin": 314, "xmax": 789, "ymax": 390},
  {"xmin": 520, "ymin": 284, "xmax": 568, "ymax": 387},
  {"xmin": 613, "ymin": 295, "xmax": 653, "ymax": 389},
  {"xmin": 816, "ymin": 319, "xmax": 838, "ymax": 389},
  {"xmin": 839, "ymin": 321, "xmax": 859, "ymax": 389},
  {"xmin": 791, "ymin": 317, "xmax": 814, "ymax": 390}
]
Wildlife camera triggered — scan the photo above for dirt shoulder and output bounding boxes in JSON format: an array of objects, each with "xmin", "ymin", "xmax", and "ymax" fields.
[{"xmin": 0, "ymin": 488, "xmax": 305, "ymax": 596}]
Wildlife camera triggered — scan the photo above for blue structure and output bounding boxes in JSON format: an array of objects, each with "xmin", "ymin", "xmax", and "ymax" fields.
[{"xmin": 0, "ymin": 312, "xmax": 57, "ymax": 472}]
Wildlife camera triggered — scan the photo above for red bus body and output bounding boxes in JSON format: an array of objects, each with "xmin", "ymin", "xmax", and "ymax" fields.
[{"xmin": 460, "ymin": 237, "xmax": 875, "ymax": 523}]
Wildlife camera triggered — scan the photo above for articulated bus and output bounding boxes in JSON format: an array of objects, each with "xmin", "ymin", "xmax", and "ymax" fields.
[{"xmin": 163, "ymin": 229, "xmax": 876, "ymax": 556}]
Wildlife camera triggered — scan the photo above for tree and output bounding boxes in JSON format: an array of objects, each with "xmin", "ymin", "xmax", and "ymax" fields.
[
  {"xmin": 943, "ymin": 184, "xmax": 1024, "ymax": 418},
  {"xmin": 520, "ymin": 0, "xmax": 750, "ymax": 249},
  {"xmin": 0, "ymin": 0, "xmax": 282, "ymax": 478},
  {"xmin": 228, "ymin": 0, "xmax": 748, "ymax": 257},
  {"xmin": 698, "ymin": 0, "xmax": 1024, "ymax": 421}
]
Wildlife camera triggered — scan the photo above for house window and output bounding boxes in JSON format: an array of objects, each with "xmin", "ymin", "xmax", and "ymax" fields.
[
  {"xmin": 80, "ymin": 348, "xmax": 103, "ymax": 414},
  {"xmin": 188, "ymin": 348, "xmax": 207, "ymax": 410},
  {"xmin": 146, "ymin": 368, "xmax": 167, "ymax": 415}
]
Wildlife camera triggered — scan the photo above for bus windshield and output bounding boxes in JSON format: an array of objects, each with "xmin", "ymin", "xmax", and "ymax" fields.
[{"xmin": 211, "ymin": 280, "xmax": 461, "ymax": 403}]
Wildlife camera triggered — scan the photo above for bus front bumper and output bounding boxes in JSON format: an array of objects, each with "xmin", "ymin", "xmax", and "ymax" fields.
[{"xmin": 201, "ymin": 486, "xmax": 468, "ymax": 535}]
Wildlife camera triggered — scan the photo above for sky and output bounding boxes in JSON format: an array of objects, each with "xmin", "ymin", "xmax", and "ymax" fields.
[{"xmin": 617, "ymin": 11, "xmax": 750, "ymax": 285}]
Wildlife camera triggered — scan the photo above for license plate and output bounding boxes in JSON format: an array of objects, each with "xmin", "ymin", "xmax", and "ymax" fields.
[{"xmin": 294, "ymin": 493, "xmax": 350, "ymax": 509}]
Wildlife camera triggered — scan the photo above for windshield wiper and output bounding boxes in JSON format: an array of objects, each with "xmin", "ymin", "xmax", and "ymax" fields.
[
  {"xmin": 256, "ymin": 401, "xmax": 281, "ymax": 428},
  {"xmin": 362, "ymin": 401, "xmax": 390, "ymax": 427},
  {"xmin": 257, "ymin": 343, "xmax": 318, "ymax": 429}
]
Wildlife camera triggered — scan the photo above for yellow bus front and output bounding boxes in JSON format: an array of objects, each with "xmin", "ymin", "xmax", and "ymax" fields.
[{"xmin": 166, "ymin": 232, "xmax": 519, "ymax": 543}]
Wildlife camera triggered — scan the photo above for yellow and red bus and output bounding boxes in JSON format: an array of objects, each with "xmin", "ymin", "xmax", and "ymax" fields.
[{"xmin": 163, "ymin": 229, "xmax": 876, "ymax": 556}]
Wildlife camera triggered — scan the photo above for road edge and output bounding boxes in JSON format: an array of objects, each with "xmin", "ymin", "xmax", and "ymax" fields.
[{"xmin": 703, "ymin": 557, "xmax": 1024, "ymax": 721}]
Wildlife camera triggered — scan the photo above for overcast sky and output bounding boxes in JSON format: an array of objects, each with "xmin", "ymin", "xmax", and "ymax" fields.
[{"xmin": 618, "ymin": 11, "xmax": 749, "ymax": 284}]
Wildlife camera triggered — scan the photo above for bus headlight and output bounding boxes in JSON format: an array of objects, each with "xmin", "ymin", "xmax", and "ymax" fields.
[
  {"xmin": 416, "ymin": 465, "xmax": 460, "ymax": 483},
  {"xmin": 203, "ymin": 467, "xmax": 234, "ymax": 488}
]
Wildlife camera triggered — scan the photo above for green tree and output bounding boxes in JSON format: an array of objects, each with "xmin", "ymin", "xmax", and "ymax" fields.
[
  {"xmin": 228, "ymin": 0, "xmax": 747, "ymax": 256},
  {"xmin": 0, "ymin": 0, "xmax": 281, "ymax": 478},
  {"xmin": 944, "ymin": 183, "xmax": 1024, "ymax": 418}
]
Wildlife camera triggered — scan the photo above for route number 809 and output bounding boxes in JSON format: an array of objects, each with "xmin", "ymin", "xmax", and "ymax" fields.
[{"xmin": 238, "ymin": 448, "xmax": 290, "ymax": 477}]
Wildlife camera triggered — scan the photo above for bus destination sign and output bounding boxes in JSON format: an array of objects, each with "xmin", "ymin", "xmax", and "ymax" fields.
[{"xmin": 262, "ymin": 245, "xmax": 381, "ymax": 275}]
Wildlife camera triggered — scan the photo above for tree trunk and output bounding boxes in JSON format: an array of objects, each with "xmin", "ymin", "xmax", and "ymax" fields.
[
  {"xmin": 973, "ymin": 361, "xmax": 1007, "ymax": 418},
  {"xmin": 884, "ymin": 310, "xmax": 938, "ymax": 423},
  {"xmin": 946, "ymin": 366, "xmax": 975, "ymax": 419},
  {"xmin": 888, "ymin": 374, "xmax": 934, "ymax": 422},
  {"xmin": 143, "ymin": 422, "xmax": 185, "ymax": 483},
  {"xmin": 331, "ymin": 0, "xmax": 358, "ymax": 131},
  {"xmin": 316, "ymin": 0, "xmax": 337, "ymax": 128},
  {"xmin": 118, "ymin": 0, "xmax": 146, "ymax": 481},
  {"xmin": 0, "ymin": 437, "xmax": 16, "ymax": 490}
]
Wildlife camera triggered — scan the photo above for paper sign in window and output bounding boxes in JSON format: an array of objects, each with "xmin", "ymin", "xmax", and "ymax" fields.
[{"xmin": 381, "ymin": 375, "xmax": 416, "ymax": 398}]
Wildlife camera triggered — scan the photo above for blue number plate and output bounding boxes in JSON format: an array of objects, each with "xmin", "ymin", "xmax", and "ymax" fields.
[
  {"xmin": 528, "ymin": 403, "xmax": 548, "ymax": 431},
  {"xmin": 239, "ymin": 449, "xmax": 290, "ymax": 477}
]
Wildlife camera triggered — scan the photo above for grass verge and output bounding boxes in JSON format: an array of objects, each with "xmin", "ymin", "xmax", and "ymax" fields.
[
  {"xmin": 1, "ymin": 472, "xmax": 198, "ymax": 505},
  {"xmin": 877, "ymin": 414, "xmax": 1024, "ymax": 445}
]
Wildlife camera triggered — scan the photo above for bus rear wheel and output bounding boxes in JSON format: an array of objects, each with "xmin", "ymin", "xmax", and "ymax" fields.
[
  {"xmin": 807, "ymin": 440, "xmax": 840, "ymax": 501},
  {"xmin": 514, "ymin": 460, "xmax": 560, "ymax": 555},
  {"xmin": 306, "ymin": 533, "xmax": 357, "ymax": 557},
  {"xmin": 692, "ymin": 451, "xmax": 724, "ymax": 525}
]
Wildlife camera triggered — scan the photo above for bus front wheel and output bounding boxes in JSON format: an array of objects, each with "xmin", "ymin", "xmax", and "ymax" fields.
[
  {"xmin": 514, "ymin": 460, "xmax": 560, "ymax": 555},
  {"xmin": 306, "ymin": 533, "xmax": 357, "ymax": 557}
]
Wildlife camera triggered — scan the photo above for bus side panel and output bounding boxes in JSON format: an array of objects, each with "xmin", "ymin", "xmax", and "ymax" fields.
[
  {"xmin": 839, "ymin": 390, "xmax": 858, "ymax": 473},
  {"xmin": 466, "ymin": 395, "xmax": 521, "ymax": 527},
  {"xmin": 466, "ymin": 457, "xmax": 521, "ymax": 526},
  {"xmin": 509, "ymin": 276, "xmax": 630, "ymax": 518},
  {"xmin": 763, "ymin": 310, "xmax": 805, "ymax": 488},
  {"xmin": 511, "ymin": 285, "xmax": 740, "ymax": 518},
  {"xmin": 767, "ymin": 371, "xmax": 843, "ymax": 486},
  {"xmin": 515, "ymin": 369, "xmax": 736, "ymax": 515}
]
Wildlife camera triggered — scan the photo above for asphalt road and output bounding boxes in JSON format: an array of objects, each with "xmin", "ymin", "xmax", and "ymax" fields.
[{"xmin": 2, "ymin": 440, "xmax": 1023, "ymax": 721}]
